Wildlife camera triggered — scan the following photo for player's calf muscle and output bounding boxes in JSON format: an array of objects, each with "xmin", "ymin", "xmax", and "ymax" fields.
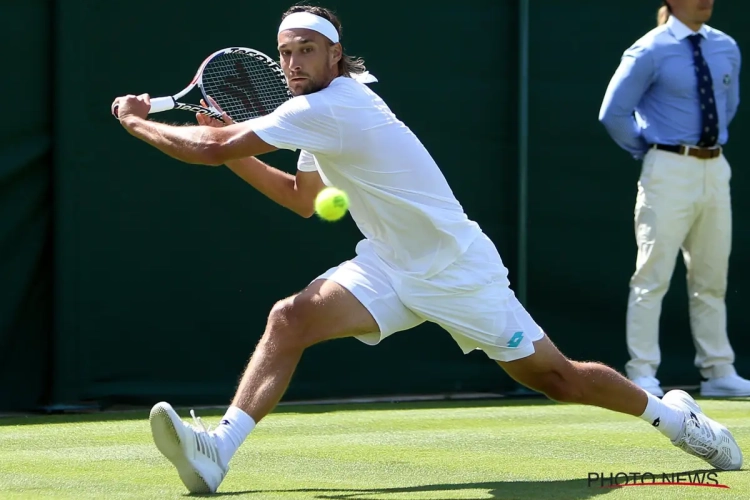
[
  {"xmin": 499, "ymin": 338, "xmax": 648, "ymax": 415},
  {"xmin": 499, "ymin": 337, "xmax": 601, "ymax": 404},
  {"xmin": 502, "ymin": 361, "xmax": 585, "ymax": 403}
]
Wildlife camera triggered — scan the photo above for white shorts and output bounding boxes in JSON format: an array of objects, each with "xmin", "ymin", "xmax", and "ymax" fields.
[{"xmin": 315, "ymin": 233, "xmax": 545, "ymax": 362}]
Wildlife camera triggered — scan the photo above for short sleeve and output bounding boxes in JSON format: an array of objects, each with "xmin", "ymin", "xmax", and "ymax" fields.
[
  {"xmin": 297, "ymin": 150, "xmax": 318, "ymax": 172},
  {"xmin": 249, "ymin": 96, "xmax": 341, "ymax": 155}
]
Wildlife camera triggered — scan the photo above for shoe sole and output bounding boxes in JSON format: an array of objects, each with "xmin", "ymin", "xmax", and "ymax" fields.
[{"xmin": 149, "ymin": 403, "xmax": 212, "ymax": 494}]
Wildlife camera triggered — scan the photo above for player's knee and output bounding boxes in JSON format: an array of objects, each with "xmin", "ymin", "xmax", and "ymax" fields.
[{"xmin": 265, "ymin": 297, "xmax": 320, "ymax": 350}]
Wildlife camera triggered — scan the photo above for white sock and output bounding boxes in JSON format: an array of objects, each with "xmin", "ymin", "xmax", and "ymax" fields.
[
  {"xmin": 213, "ymin": 406, "xmax": 256, "ymax": 466},
  {"xmin": 639, "ymin": 391, "xmax": 684, "ymax": 441}
]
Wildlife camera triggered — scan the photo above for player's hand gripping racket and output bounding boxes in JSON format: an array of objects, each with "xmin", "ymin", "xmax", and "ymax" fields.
[{"xmin": 113, "ymin": 47, "xmax": 292, "ymax": 123}]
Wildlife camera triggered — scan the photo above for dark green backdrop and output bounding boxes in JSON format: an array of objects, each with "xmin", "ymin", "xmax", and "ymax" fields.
[
  {"xmin": 0, "ymin": 1, "xmax": 53, "ymax": 412},
  {"xmin": 2, "ymin": 1, "xmax": 748, "ymax": 411}
]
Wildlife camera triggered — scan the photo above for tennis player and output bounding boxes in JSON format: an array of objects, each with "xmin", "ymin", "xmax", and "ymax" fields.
[{"xmin": 111, "ymin": 4, "xmax": 743, "ymax": 494}]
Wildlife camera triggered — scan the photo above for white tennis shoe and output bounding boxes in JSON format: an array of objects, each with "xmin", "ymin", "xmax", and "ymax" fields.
[
  {"xmin": 663, "ymin": 390, "xmax": 743, "ymax": 470},
  {"xmin": 149, "ymin": 401, "xmax": 228, "ymax": 493}
]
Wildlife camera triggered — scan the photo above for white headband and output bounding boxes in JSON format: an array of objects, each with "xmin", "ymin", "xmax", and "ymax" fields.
[
  {"xmin": 279, "ymin": 12, "xmax": 339, "ymax": 43},
  {"xmin": 277, "ymin": 12, "xmax": 378, "ymax": 85}
]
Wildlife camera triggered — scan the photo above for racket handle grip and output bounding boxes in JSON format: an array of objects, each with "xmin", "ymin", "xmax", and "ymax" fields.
[
  {"xmin": 148, "ymin": 97, "xmax": 176, "ymax": 114},
  {"xmin": 112, "ymin": 96, "xmax": 175, "ymax": 118}
]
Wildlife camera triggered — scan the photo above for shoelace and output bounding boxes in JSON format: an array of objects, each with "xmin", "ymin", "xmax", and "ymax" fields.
[
  {"xmin": 189, "ymin": 409, "xmax": 222, "ymax": 466},
  {"xmin": 190, "ymin": 409, "xmax": 214, "ymax": 433}
]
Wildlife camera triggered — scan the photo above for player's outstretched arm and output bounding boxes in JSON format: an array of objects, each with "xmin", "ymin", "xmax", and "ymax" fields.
[
  {"xmin": 113, "ymin": 93, "xmax": 278, "ymax": 165},
  {"xmin": 113, "ymin": 94, "xmax": 324, "ymax": 217}
]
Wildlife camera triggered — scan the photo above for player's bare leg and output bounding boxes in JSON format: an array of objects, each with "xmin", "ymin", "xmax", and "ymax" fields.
[
  {"xmin": 499, "ymin": 335, "xmax": 742, "ymax": 470},
  {"xmin": 230, "ymin": 278, "xmax": 379, "ymax": 422},
  {"xmin": 149, "ymin": 279, "xmax": 379, "ymax": 493},
  {"xmin": 499, "ymin": 335, "xmax": 649, "ymax": 415}
]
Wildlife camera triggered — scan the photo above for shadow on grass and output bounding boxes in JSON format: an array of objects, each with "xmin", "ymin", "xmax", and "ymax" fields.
[
  {"xmin": 188, "ymin": 469, "xmax": 741, "ymax": 500},
  {"xmin": 190, "ymin": 479, "xmax": 614, "ymax": 500}
]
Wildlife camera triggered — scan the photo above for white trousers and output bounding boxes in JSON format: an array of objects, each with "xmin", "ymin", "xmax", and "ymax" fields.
[{"xmin": 625, "ymin": 148, "xmax": 737, "ymax": 380}]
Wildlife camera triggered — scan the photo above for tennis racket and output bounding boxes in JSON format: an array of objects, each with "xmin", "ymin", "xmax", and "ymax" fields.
[{"xmin": 113, "ymin": 47, "xmax": 292, "ymax": 123}]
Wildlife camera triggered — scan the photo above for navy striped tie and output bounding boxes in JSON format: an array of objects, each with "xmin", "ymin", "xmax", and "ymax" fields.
[{"xmin": 688, "ymin": 34, "xmax": 719, "ymax": 148}]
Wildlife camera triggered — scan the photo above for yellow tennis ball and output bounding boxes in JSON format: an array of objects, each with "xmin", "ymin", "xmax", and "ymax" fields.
[{"xmin": 315, "ymin": 187, "xmax": 349, "ymax": 221}]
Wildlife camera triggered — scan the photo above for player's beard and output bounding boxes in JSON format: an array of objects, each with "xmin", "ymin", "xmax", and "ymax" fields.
[
  {"xmin": 287, "ymin": 68, "xmax": 332, "ymax": 96},
  {"xmin": 294, "ymin": 78, "xmax": 324, "ymax": 96}
]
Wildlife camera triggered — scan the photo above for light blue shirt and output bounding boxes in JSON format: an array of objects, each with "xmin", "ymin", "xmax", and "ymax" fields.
[{"xmin": 599, "ymin": 16, "xmax": 741, "ymax": 160}]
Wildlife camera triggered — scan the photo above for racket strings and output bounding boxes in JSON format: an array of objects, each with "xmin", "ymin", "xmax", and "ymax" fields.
[{"xmin": 202, "ymin": 52, "xmax": 290, "ymax": 122}]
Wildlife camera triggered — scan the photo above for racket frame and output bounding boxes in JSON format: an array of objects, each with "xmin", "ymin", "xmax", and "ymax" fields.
[{"xmin": 115, "ymin": 47, "xmax": 289, "ymax": 122}]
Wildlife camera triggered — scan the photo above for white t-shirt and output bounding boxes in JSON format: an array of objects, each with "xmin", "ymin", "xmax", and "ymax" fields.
[{"xmin": 250, "ymin": 76, "xmax": 482, "ymax": 278}]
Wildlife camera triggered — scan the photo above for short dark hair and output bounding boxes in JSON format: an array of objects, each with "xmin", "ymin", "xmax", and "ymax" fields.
[{"xmin": 281, "ymin": 4, "xmax": 367, "ymax": 78}]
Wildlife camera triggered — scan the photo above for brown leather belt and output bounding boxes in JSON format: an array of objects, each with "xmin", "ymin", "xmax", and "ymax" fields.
[{"xmin": 652, "ymin": 143, "xmax": 722, "ymax": 159}]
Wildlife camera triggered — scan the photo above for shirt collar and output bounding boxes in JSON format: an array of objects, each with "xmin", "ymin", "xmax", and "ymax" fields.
[{"xmin": 666, "ymin": 15, "xmax": 709, "ymax": 40}]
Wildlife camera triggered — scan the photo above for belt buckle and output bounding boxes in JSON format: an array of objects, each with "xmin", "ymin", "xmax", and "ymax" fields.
[
  {"xmin": 702, "ymin": 146, "xmax": 721, "ymax": 159},
  {"xmin": 682, "ymin": 144, "xmax": 719, "ymax": 158}
]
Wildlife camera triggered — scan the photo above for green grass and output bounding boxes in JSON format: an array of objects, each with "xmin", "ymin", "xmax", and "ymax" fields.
[{"xmin": 0, "ymin": 398, "xmax": 748, "ymax": 499}]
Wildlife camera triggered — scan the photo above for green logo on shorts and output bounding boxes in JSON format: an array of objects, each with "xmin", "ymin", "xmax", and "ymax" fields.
[{"xmin": 507, "ymin": 331, "xmax": 524, "ymax": 348}]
